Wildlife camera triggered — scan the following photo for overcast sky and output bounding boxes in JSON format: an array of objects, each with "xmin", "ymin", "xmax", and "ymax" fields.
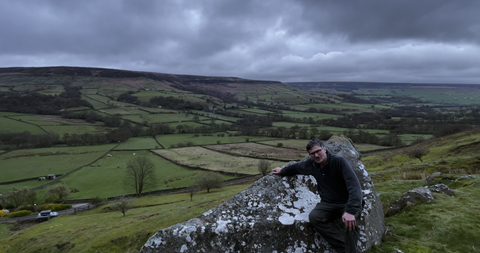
[{"xmin": 1, "ymin": 0, "xmax": 480, "ymax": 84}]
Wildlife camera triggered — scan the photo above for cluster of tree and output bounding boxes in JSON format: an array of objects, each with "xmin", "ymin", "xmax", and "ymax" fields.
[
  {"xmin": 62, "ymin": 111, "xmax": 124, "ymax": 127},
  {"xmin": 117, "ymin": 92, "xmax": 140, "ymax": 104},
  {"xmin": 0, "ymin": 187, "xmax": 36, "ymax": 209},
  {"xmin": 0, "ymin": 184, "xmax": 72, "ymax": 210},
  {"xmin": 149, "ymin": 96, "xmax": 205, "ymax": 110},
  {"xmin": 0, "ymin": 131, "xmax": 58, "ymax": 149},
  {"xmin": 0, "ymin": 87, "xmax": 92, "ymax": 115}
]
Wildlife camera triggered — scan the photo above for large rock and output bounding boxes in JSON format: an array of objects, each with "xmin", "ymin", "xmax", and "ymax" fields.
[
  {"xmin": 385, "ymin": 184, "xmax": 455, "ymax": 217},
  {"xmin": 141, "ymin": 136, "xmax": 385, "ymax": 253}
]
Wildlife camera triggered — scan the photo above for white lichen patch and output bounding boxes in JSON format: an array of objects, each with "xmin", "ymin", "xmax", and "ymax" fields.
[
  {"xmin": 214, "ymin": 218, "xmax": 232, "ymax": 234},
  {"xmin": 180, "ymin": 244, "xmax": 188, "ymax": 252}
]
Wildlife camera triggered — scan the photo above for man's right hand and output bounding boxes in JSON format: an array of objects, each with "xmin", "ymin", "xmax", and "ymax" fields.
[{"xmin": 272, "ymin": 167, "xmax": 282, "ymax": 175}]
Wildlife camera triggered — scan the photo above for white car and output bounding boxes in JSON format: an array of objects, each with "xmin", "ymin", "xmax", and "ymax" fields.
[{"xmin": 37, "ymin": 210, "xmax": 58, "ymax": 219}]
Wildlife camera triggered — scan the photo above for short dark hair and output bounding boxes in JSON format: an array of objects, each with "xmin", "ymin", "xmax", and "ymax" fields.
[{"xmin": 306, "ymin": 138, "xmax": 324, "ymax": 151}]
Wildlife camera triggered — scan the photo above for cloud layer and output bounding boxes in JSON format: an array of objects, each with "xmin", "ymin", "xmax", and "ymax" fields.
[{"xmin": 1, "ymin": 0, "xmax": 480, "ymax": 83}]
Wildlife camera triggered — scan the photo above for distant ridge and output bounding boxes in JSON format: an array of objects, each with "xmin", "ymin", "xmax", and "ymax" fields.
[
  {"xmin": 0, "ymin": 66, "xmax": 282, "ymax": 86},
  {"xmin": 287, "ymin": 81, "xmax": 480, "ymax": 90}
]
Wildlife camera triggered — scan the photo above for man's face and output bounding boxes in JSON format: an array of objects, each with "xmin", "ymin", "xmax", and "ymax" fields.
[{"xmin": 308, "ymin": 145, "xmax": 327, "ymax": 165}]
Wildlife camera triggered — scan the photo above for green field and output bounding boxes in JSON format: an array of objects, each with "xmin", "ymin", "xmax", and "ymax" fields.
[
  {"xmin": 49, "ymin": 150, "xmax": 235, "ymax": 199},
  {"xmin": 81, "ymin": 95, "xmax": 110, "ymax": 109},
  {"xmin": 0, "ymin": 117, "xmax": 46, "ymax": 134},
  {"xmin": 0, "ymin": 179, "xmax": 48, "ymax": 194},
  {"xmin": 0, "ymin": 144, "xmax": 116, "ymax": 183}
]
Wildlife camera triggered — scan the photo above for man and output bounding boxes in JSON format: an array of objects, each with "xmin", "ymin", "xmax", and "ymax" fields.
[{"xmin": 272, "ymin": 138, "xmax": 362, "ymax": 253}]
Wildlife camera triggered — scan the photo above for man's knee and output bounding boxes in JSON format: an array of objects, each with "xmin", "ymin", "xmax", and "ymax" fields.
[{"xmin": 309, "ymin": 210, "xmax": 328, "ymax": 227}]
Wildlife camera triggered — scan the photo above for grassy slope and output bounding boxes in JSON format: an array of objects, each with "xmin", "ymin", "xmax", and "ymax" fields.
[
  {"xmin": 366, "ymin": 128, "xmax": 480, "ymax": 253},
  {"xmin": 0, "ymin": 183, "xmax": 252, "ymax": 253}
]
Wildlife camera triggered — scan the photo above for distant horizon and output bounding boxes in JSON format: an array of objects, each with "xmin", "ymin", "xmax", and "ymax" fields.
[{"xmin": 1, "ymin": 65, "xmax": 479, "ymax": 86}]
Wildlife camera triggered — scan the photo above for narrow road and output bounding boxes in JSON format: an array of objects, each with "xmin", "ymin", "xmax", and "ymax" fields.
[{"xmin": 0, "ymin": 203, "xmax": 90, "ymax": 223}]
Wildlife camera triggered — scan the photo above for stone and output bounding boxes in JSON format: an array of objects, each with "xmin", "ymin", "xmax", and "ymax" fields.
[
  {"xmin": 456, "ymin": 175, "xmax": 476, "ymax": 181},
  {"xmin": 386, "ymin": 183, "xmax": 456, "ymax": 217},
  {"xmin": 141, "ymin": 136, "xmax": 385, "ymax": 253},
  {"xmin": 385, "ymin": 187, "xmax": 434, "ymax": 217},
  {"xmin": 424, "ymin": 172, "xmax": 441, "ymax": 185},
  {"xmin": 426, "ymin": 183, "xmax": 455, "ymax": 196}
]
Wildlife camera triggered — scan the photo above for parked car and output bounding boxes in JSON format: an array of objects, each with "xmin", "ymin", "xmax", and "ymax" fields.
[{"xmin": 37, "ymin": 210, "xmax": 58, "ymax": 220}]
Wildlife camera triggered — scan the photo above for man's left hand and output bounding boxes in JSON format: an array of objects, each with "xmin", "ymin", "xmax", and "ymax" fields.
[{"xmin": 342, "ymin": 212, "xmax": 356, "ymax": 231}]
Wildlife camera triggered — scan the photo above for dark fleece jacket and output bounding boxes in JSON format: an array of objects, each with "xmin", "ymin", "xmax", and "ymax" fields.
[{"xmin": 280, "ymin": 151, "xmax": 362, "ymax": 215}]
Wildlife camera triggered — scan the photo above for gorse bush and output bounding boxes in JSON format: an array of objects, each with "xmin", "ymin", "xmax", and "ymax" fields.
[
  {"xmin": 6, "ymin": 210, "xmax": 32, "ymax": 218},
  {"xmin": 35, "ymin": 203, "xmax": 72, "ymax": 212}
]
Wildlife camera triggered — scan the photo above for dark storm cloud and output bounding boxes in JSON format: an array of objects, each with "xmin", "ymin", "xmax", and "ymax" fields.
[
  {"xmin": 294, "ymin": 0, "xmax": 480, "ymax": 43},
  {"xmin": 1, "ymin": 0, "xmax": 480, "ymax": 83}
]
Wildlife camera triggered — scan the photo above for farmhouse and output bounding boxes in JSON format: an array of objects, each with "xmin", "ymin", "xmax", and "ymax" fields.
[{"xmin": 47, "ymin": 174, "xmax": 56, "ymax": 180}]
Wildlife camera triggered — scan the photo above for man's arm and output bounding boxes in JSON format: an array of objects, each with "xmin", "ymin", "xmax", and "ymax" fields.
[
  {"xmin": 339, "ymin": 157, "xmax": 362, "ymax": 230},
  {"xmin": 272, "ymin": 167, "xmax": 283, "ymax": 175},
  {"xmin": 272, "ymin": 160, "xmax": 311, "ymax": 176}
]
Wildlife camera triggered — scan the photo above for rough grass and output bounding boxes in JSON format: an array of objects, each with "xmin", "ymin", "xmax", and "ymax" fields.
[
  {"xmin": 0, "ymin": 183, "xmax": 252, "ymax": 253},
  {"xmin": 259, "ymin": 139, "xmax": 308, "ymax": 150},
  {"xmin": 370, "ymin": 176, "xmax": 480, "ymax": 253},
  {"xmin": 366, "ymin": 129, "xmax": 480, "ymax": 252},
  {"xmin": 205, "ymin": 142, "xmax": 306, "ymax": 161},
  {"xmin": 154, "ymin": 147, "xmax": 284, "ymax": 174},
  {"xmin": 364, "ymin": 128, "xmax": 480, "ymax": 183}
]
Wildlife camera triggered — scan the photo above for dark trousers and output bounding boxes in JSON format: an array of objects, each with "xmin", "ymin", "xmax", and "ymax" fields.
[{"xmin": 309, "ymin": 202, "xmax": 360, "ymax": 253}]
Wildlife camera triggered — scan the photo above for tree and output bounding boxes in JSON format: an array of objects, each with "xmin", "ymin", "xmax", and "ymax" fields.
[
  {"xmin": 45, "ymin": 184, "xmax": 70, "ymax": 202},
  {"xmin": 258, "ymin": 160, "xmax": 273, "ymax": 176},
  {"xmin": 6, "ymin": 187, "xmax": 24, "ymax": 208},
  {"xmin": 124, "ymin": 157, "xmax": 157, "ymax": 196},
  {"xmin": 187, "ymin": 183, "xmax": 199, "ymax": 201},
  {"xmin": 23, "ymin": 187, "xmax": 37, "ymax": 205},
  {"xmin": 195, "ymin": 171, "xmax": 223, "ymax": 193},
  {"xmin": 407, "ymin": 147, "xmax": 429, "ymax": 162},
  {"xmin": 113, "ymin": 196, "xmax": 131, "ymax": 217}
]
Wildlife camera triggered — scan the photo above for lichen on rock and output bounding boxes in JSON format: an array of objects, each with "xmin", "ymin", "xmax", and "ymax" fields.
[{"xmin": 141, "ymin": 136, "xmax": 385, "ymax": 253}]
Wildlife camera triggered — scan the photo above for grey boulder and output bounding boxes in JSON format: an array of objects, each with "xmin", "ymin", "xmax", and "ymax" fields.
[{"xmin": 141, "ymin": 136, "xmax": 385, "ymax": 253}]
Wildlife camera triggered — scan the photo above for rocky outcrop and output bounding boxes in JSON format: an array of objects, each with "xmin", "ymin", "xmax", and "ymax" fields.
[
  {"xmin": 424, "ymin": 172, "xmax": 442, "ymax": 185},
  {"xmin": 141, "ymin": 136, "xmax": 385, "ymax": 253},
  {"xmin": 427, "ymin": 183, "xmax": 455, "ymax": 196},
  {"xmin": 385, "ymin": 184, "xmax": 455, "ymax": 217}
]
